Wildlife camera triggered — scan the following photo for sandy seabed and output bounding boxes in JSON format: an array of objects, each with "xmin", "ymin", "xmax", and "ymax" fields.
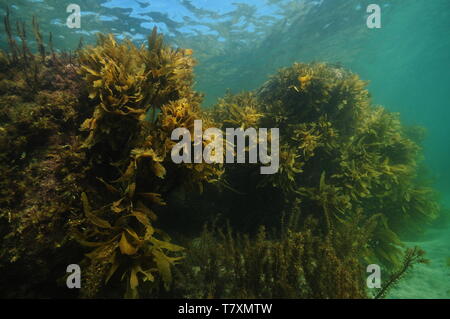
[{"xmin": 387, "ymin": 225, "xmax": 450, "ymax": 299}]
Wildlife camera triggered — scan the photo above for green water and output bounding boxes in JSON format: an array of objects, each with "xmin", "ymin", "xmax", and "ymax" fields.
[{"xmin": 0, "ymin": 0, "xmax": 448, "ymax": 298}]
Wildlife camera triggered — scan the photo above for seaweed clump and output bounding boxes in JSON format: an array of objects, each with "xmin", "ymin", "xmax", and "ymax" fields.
[
  {"xmin": 209, "ymin": 62, "xmax": 440, "ymax": 274},
  {"xmin": 0, "ymin": 11, "xmax": 440, "ymax": 299},
  {"xmin": 0, "ymin": 13, "xmax": 222, "ymax": 298},
  {"xmin": 74, "ymin": 28, "xmax": 223, "ymax": 298},
  {"xmin": 0, "ymin": 11, "xmax": 87, "ymax": 298},
  {"xmin": 172, "ymin": 213, "xmax": 376, "ymax": 298}
]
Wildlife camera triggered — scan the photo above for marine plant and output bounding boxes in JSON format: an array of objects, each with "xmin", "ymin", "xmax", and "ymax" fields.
[
  {"xmin": 71, "ymin": 26, "xmax": 224, "ymax": 298},
  {"xmin": 210, "ymin": 91, "xmax": 264, "ymax": 130},
  {"xmin": 170, "ymin": 209, "xmax": 427, "ymax": 299},
  {"xmin": 210, "ymin": 62, "xmax": 440, "ymax": 270},
  {"xmin": 0, "ymin": 13, "xmax": 222, "ymax": 298},
  {"xmin": 0, "ymin": 7, "xmax": 92, "ymax": 294},
  {"xmin": 0, "ymin": 11, "xmax": 441, "ymax": 299},
  {"xmin": 374, "ymin": 246, "xmax": 429, "ymax": 299}
]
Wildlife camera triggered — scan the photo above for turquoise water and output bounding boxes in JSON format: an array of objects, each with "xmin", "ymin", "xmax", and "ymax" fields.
[{"xmin": 1, "ymin": 0, "xmax": 449, "ymax": 298}]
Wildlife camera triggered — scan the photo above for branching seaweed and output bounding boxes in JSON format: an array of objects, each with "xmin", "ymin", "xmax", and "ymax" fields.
[{"xmin": 374, "ymin": 247, "xmax": 429, "ymax": 299}]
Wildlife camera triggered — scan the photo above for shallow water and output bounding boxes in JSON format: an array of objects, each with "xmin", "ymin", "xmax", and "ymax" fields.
[
  {"xmin": 0, "ymin": 0, "xmax": 449, "ymax": 298},
  {"xmin": 388, "ymin": 225, "xmax": 450, "ymax": 298}
]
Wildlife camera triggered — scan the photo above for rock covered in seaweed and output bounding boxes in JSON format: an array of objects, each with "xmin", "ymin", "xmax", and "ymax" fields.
[
  {"xmin": 0, "ymin": 16, "xmax": 222, "ymax": 298},
  {"xmin": 210, "ymin": 61, "xmax": 440, "ymax": 268},
  {"xmin": 0, "ymin": 11, "xmax": 440, "ymax": 299}
]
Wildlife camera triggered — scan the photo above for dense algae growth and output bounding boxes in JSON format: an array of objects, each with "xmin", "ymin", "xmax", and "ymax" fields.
[{"xmin": 0, "ymin": 14, "xmax": 440, "ymax": 298}]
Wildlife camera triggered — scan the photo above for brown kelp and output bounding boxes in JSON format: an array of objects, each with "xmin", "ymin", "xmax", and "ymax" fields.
[
  {"xmin": 74, "ymin": 28, "xmax": 223, "ymax": 298},
  {"xmin": 209, "ymin": 62, "xmax": 440, "ymax": 270},
  {"xmin": 0, "ymin": 11, "xmax": 439, "ymax": 299},
  {"xmin": 0, "ymin": 14, "xmax": 222, "ymax": 298}
]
